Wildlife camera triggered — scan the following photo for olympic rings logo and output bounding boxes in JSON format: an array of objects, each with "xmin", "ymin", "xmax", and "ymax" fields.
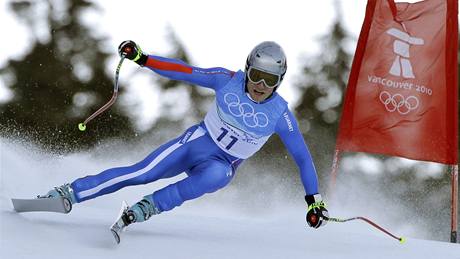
[
  {"xmin": 224, "ymin": 93, "xmax": 269, "ymax": 128},
  {"xmin": 379, "ymin": 91, "xmax": 419, "ymax": 115}
]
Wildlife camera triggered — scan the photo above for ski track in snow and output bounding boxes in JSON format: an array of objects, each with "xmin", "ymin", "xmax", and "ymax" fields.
[{"xmin": 1, "ymin": 139, "xmax": 459, "ymax": 259}]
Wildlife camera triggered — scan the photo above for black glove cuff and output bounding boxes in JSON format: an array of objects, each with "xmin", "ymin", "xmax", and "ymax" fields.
[
  {"xmin": 135, "ymin": 54, "xmax": 148, "ymax": 66},
  {"xmin": 305, "ymin": 194, "xmax": 322, "ymax": 206}
]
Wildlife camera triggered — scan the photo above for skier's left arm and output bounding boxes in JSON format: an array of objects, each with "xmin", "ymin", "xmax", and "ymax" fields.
[
  {"xmin": 275, "ymin": 109, "xmax": 328, "ymax": 228},
  {"xmin": 275, "ymin": 109, "xmax": 319, "ymax": 195}
]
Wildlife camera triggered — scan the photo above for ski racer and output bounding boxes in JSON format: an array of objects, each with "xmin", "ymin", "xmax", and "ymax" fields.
[{"xmin": 42, "ymin": 40, "xmax": 329, "ymax": 231}]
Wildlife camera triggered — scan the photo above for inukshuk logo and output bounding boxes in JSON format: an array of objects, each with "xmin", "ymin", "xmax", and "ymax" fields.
[
  {"xmin": 386, "ymin": 28, "xmax": 424, "ymax": 79},
  {"xmin": 375, "ymin": 28, "xmax": 425, "ymax": 115}
]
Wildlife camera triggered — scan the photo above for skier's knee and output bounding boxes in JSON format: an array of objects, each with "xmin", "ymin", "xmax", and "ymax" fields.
[{"xmin": 203, "ymin": 169, "xmax": 233, "ymax": 193}]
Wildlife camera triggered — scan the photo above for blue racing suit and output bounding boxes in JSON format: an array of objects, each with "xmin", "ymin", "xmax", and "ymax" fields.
[{"xmin": 70, "ymin": 55, "xmax": 319, "ymax": 213}]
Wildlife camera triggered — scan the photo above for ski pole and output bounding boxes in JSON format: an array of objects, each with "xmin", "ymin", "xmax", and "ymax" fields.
[
  {"xmin": 325, "ymin": 216, "xmax": 406, "ymax": 244},
  {"xmin": 78, "ymin": 56, "xmax": 126, "ymax": 131}
]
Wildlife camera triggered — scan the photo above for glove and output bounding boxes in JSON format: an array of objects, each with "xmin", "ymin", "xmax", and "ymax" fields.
[
  {"xmin": 305, "ymin": 194, "xmax": 328, "ymax": 228},
  {"xmin": 118, "ymin": 40, "xmax": 147, "ymax": 65}
]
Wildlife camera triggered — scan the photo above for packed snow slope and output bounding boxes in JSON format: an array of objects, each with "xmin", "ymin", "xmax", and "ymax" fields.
[{"xmin": 1, "ymin": 138, "xmax": 459, "ymax": 259}]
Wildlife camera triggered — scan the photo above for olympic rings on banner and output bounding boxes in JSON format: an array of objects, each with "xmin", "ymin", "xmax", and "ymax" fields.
[{"xmin": 379, "ymin": 91, "xmax": 419, "ymax": 115}]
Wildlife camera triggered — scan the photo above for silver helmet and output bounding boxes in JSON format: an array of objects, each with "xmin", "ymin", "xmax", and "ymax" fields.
[{"xmin": 245, "ymin": 41, "xmax": 287, "ymax": 88}]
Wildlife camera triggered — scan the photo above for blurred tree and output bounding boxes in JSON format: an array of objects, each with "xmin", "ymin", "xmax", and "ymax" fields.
[
  {"xmin": 140, "ymin": 26, "xmax": 214, "ymax": 137},
  {"xmin": 293, "ymin": 17, "xmax": 352, "ymax": 189},
  {"xmin": 0, "ymin": 0, "xmax": 136, "ymax": 153},
  {"xmin": 162, "ymin": 26, "xmax": 213, "ymax": 120}
]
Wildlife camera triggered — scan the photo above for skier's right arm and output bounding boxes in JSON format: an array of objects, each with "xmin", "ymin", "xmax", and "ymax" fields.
[{"xmin": 118, "ymin": 40, "xmax": 233, "ymax": 91}]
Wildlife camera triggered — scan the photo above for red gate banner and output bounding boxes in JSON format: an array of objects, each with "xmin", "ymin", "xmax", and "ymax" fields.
[{"xmin": 337, "ymin": 0, "xmax": 458, "ymax": 164}]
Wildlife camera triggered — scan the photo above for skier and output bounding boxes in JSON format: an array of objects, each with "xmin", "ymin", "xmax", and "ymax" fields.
[{"xmin": 42, "ymin": 40, "xmax": 328, "ymax": 232}]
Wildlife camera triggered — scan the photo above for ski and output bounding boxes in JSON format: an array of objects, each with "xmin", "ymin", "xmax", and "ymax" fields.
[
  {"xmin": 110, "ymin": 200, "xmax": 130, "ymax": 244},
  {"xmin": 11, "ymin": 197, "xmax": 72, "ymax": 214}
]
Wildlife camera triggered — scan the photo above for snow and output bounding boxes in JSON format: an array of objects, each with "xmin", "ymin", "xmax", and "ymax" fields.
[{"xmin": 1, "ymin": 138, "xmax": 459, "ymax": 259}]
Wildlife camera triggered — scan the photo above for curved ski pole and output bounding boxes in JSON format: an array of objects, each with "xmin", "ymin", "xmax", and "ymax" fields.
[
  {"xmin": 325, "ymin": 216, "xmax": 406, "ymax": 243},
  {"xmin": 78, "ymin": 56, "xmax": 126, "ymax": 131}
]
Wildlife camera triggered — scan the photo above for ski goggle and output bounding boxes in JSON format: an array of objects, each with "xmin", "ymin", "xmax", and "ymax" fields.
[{"xmin": 247, "ymin": 67, "xmax": 281, "ymax": 88}]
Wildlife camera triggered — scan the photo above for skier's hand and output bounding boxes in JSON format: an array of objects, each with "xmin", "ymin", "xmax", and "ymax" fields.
[
  {"xmin": 305, "ymin": 194, "xmax": 328, "ymax": 228},
  {"xmin": 118, "ymin": 40, "xmax": 147, "ymax": 65}
]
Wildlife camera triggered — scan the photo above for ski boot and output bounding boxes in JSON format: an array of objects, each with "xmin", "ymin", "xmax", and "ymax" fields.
[
  {"xmin": 110, "ymin": 196, "xmax": 161, "ymax": 244},
  {"xmin": 38, "ymin": 183, "xmax": 77, "ymax": 213}
]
